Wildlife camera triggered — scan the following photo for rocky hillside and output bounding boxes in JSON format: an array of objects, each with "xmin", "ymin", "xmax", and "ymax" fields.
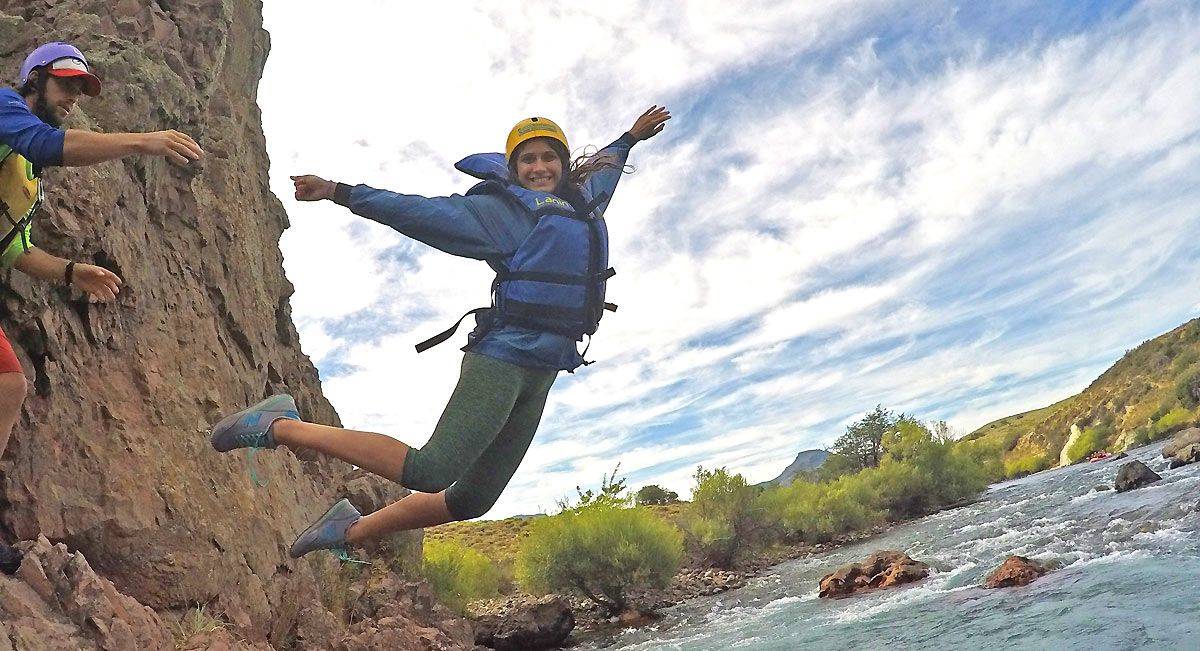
[
  {"xmin": 0, "ymin": 1, "xmax": 467, "ymax": 648},
  {"xmin": 963, "ymin": 318, "xmax": 1200, "ymax": 475},
  {"xmin": 760, "ymin": 449, "xmax": 829, "ymax": 487}
]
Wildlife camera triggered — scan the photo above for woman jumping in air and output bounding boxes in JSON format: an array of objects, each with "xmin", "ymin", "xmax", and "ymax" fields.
[{"xmin": 210, "ymin": 106, "xmax": 670, "ymax": 559}]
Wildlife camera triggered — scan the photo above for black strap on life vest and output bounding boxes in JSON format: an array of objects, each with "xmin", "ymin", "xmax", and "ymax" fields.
[
  {"xmin": 414, "ymin": 307, "xmax": 492, "ymax": 353},
  {"xmin": 414, "ymin": 190, "xmax": 617, "ymax": 355}
]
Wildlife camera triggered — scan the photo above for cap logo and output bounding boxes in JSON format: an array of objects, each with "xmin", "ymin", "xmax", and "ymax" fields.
[{"xmin": 49, "ymin": 57, "xmax": 89, "ymax": 72}]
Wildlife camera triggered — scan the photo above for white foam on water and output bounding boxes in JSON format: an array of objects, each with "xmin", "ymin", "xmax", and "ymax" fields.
[
  {"xmin": 960, "ymin": 518, "xmax": 1075, "ymax": 557},
  {"xmin": 764, "ymin": 594, "xmax": 812, "ymax": 609},
  {"xmin": 1063, "ymin": 546, "xmax": 1154, "ymax": 570},
  {"xmin": 817, "ymin": 569, "xmax": 978, "ymax": 626},
  {"xmin": 1128, "ymin": 524, "xmax": 1195, "ymax": 549}
]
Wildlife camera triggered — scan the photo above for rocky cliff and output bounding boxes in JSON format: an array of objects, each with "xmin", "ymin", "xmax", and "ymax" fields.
[{"xmin": 0, "ymin": 1, "xmax": 462, "ymax": 648}]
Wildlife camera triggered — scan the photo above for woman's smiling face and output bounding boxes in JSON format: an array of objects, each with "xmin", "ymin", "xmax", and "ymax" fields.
[{"xmin": 513, "ymin": 138, "xmax": 563, "ymax": 192}]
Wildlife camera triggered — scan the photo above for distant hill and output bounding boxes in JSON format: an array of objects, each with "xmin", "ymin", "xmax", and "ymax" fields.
[
  {"xmin": 962, "ymin": 318, "xmax": 1200, "ymax": 477},
  {"xmin": 760, "ymin": 449, "xmax": 830, "ymax": 487}
]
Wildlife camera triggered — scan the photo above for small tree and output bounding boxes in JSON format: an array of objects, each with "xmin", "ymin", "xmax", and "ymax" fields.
[
  {"xmin": 635, "ymin": 484, "xmax": 679, "ymax": 506},
  {"xmin": 830, "ymin": 405, "xmax": 897, "ymax": 472}
]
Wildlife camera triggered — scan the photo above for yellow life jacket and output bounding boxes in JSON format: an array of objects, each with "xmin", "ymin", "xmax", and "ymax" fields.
[{"xmin": 0, "ymin": 144, "xmax": 39, "ymax": 267}]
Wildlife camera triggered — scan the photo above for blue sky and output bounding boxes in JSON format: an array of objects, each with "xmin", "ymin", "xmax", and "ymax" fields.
[{"xmin": 258, "ymin": 1, "xmax": 1200, "ymax": 517}]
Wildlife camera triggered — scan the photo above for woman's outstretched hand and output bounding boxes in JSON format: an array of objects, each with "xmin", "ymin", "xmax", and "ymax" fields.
[
  {"xmin": 628, "ymin": 105, "xmax": 671, "ymax": 141},
  {"xmin": 291, "ymin": 175, "xmax": 336, "ymax": 201}
]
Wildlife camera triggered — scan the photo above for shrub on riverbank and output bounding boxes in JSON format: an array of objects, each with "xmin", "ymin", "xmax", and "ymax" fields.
[
  {"xmin": 759, "ymin": 479, "xmax": 878, "ymax": 543},
  {"xmin": 680, "ymin": 467, "xmax": 771, "ymax": 568},
  {"xmin": 515, "ymin": 503, "xmax": 683, "ymax": 614},
  {"xmin": 759, "ymin": 417, "xmax": 988, "ymax": 544},
  {"xmin": 422, "ymin": 539, "xmax": 501, "ymax": 613},
  {"xmin": 1065, "ymin": 426, "xmax": 1110, "ymax": 464},
  {"xmin": 1001, "ymin": 448, "xmax": 1055, "ymax": 477}
]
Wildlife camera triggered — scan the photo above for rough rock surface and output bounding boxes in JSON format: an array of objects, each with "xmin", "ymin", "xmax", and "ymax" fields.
[
  {"xmin": 1167, "ymin": 443, "xmax": 1200, "ymax": 469},
  {"xmin": 984, "ymin": 555, "xmax": 1049, "ymax": 589},
  {"xmin": 473, "ymin": 596, "xmax": 575, "ymax": 650},
  {"xmin": 331, "ymin": 570, "xmax": 475, "ymax": 650},
  {"xmin": 0, "ymin": 2, "xmax": 467, "ymax": 648},
  {"xmin": 1114, "ymin": 461, "xmax": 1162, "ymax": 492},
  {"xmin": 0, "ymin": 536, "xmax": 173, "ymax": 650},
  {"xmin": 1162, "ymin": 428, "xmax": 1200, "ymax": 459},
  {"xmin": 818, "ymin": 550, "xmax": 929, "ymax": 598}
]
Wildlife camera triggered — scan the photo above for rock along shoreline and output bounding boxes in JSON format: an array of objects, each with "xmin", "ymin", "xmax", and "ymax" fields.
[{"xmin": 468, "ymin": 522, "xmax": 893, "ymax": 645}]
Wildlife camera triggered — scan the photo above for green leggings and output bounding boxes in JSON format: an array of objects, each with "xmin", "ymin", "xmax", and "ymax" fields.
[{"xmin": 400, "ymin": 352, "xmax": 557, "ymax": 519}]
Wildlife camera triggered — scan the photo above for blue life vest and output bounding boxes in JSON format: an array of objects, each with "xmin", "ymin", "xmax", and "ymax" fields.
[{"xmin": 415, "ymin": 153, "xmax": 617, "ymax": 356}]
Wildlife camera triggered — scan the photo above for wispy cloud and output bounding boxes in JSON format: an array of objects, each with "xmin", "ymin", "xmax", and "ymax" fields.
[{"xmin": 260, "ymin": 1, "xmax": 1200, "ymax": 516}]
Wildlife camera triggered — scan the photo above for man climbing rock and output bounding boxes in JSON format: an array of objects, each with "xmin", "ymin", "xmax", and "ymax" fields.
[{"xmin": 0, "ymin": 42, "xmax": 204, "ymax": 573}]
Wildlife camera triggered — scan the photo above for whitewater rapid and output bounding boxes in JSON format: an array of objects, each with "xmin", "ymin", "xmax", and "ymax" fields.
[{"xmin": 586, "ymin": 440, "xmax": 1200, "ymax": 650}]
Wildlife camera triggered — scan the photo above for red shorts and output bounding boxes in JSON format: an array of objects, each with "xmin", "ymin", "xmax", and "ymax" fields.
[{"xmin": 0, "ymin": 325, "xmax": 22, "ymax": 374}]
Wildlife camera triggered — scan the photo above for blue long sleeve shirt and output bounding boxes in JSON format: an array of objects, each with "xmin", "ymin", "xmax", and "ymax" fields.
[
  {"xmin": 0, "ymin": 88, "xmax": 65, "ymax": 168},
  {"xmin": 334, "ymin": 133, "xmax": 637, "ymax": 371}
]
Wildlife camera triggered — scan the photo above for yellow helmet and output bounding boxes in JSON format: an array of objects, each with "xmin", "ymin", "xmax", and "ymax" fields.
[{"xmin": 505, "ymin": 117, "xmax": 569, "ymax": 161}]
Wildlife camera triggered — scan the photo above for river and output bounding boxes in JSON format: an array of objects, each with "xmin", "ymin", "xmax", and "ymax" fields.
[{"xmin": 585, "ymin": 440, "xmax": 1199, "ymax": 650}]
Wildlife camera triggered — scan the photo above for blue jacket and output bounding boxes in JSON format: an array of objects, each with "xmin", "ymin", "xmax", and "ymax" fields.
[
  {"xmin": 334, "ymin": 133, "xmax": 637, "ymax": 371},
  {"xmin": 0, "ymin": 88, "xmax": 65, "ymax": 168}
]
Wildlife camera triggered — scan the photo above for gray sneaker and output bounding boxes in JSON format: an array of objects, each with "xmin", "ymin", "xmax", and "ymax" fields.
[
  {"xmin": 210, "ymin": 394, "xmax": 299, "ymax": 453},
  {"xmin": 290, "ymin": 498, "xmax": 363, "ymax": 559}
]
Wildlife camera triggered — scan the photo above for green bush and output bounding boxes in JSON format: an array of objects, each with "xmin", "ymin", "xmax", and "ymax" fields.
[
  {"xmin": 558, "ymin": 465, "xmax": 631, "ymax": 511},
  {"xmin": 1152, "ymin": 406, "xmax": 1193, "ymax": 436},
  {"xmin": 515, "ymin": 504, "xmax": 682, "ymax": 614},
  {"xmin": 1175, "ymin": 369, "xmax": 1200, "ymax": 409},
  {"xmin": 867, "ymin": 425, "xmax": 988, "ymax": 516},
  {"xmin": 1003, "ymin": 449, "xmax": 1054, "ymax": 478},
  {"xmin": 680, "ymin": 467, "xmax": 771, "ymax": 568},
  {"xmin": 761, "ymin": 420, "xmax": 987, "ymax": 544},
  {"xmin": 762, "ymin": 480, "xmax": 879, "ymax": 543},
  {"xmin": 635, "ymin": 484, "xmax": 680, "ymax": 506},
  {"xmin": 422, "ymin": 539, "xmax": 500, "ymax": 613},
  {"xmin": 1064, "ymin": 427, "xmax": 1109, "ymax": 464}
]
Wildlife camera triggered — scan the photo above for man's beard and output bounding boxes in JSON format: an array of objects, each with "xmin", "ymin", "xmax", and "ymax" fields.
[{"xmin": 32, "ymin": 90, "xmax": 62, "ymax": 128}]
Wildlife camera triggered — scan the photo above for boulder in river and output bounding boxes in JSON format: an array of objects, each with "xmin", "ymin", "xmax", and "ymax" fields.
[
  {"xmin": 1167, "ymin": 443, "xmax": 1200, "ymax": 469},
  {"xmin": 818, "ymin": 550, "xmax": 929, "ymax": 598},
  {"xmin": 984, "ymin": 555, "xmax": 1049, "ymax": 588},
  {"xmin": 474, "ymin": 595, "xmax": 575, "ymax": 650},
  {"xmin": 1162, "ymin": 428, "xmax": 1200, "ymax": 459},
  {"xmin": 1114, "ymin": 461, "xmax": 1162, "ymax": 492}
]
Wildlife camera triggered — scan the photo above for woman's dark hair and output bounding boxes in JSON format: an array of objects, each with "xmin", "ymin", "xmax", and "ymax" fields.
[{"xmin": 508, "ymin": 137, "xmax": 632, "ymax": 202}]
